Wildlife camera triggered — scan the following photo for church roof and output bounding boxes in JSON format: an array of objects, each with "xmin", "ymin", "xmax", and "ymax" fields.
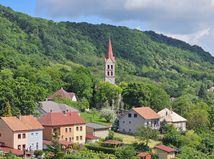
[{"xmin": 105, "ymin": 36, "xmax": 115, "ymax": 62}]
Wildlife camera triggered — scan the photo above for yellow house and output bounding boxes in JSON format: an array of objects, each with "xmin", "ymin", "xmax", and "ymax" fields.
[
  {"xmin": 38, "ymin": 112, "xmax": 86, "ymax": 144},
  {"xmin": 154, "ymin": 145, "xmax": 176, "ymax": 159}
]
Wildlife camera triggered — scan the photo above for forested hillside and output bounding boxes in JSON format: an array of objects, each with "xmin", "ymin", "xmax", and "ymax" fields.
[{"xmin": 0, "ymin": 5, "xmax": 213, "ymax": 115}]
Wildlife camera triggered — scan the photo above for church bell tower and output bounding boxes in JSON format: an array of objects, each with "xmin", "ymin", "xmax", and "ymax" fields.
[{"xmin": 104, "ymin": 36, "xmax": 116, "ymax": 84}]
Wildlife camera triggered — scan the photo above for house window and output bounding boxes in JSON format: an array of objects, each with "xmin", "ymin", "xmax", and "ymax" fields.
[
  {"xmin": 76, "ymin": 136, "xmax": 79, "ymax": 141},
  {"xmin": 36, "ymin": 143, "xmax": 38, "ymax": 150},
  {"xmin": 123, "ymin": 129, "xmax": 125, "ymax": 132},
  {"xmin": 129, "ymin": 129, "xmax": 131, "ymax": 132},
  {"xmin": 69, "ymin": 128, "xmax": 72, "ymax": 132},
  {"xmin": 18, "ymin": 145, "xmax": 21, "ymax": 150},
  {"xmin": 134, "ymin": 114, "xmax": 137, "ymax": 118},
  {"xmin": 80, "ymin": 136, "xmax": 83, "ymax": 140},
  {"xmin": 129, "ymin": 121, "xmax": 131, "ymax": 124},
  {"xmin": 18, "ymin": 134, "xmax": 21, "ymax": 139},
  {"xmin": 76, "ymin": 127, "xmax": 79, "ymax": 131},
  {"xmin": 0, "ymin": 133, "xmax": 2, "ymax": 137},
  {"xmin": 65, "ymin": 128, "xmax": 68, "ymax": 132},
  {"xmin": 80, "ymin": 126, "xmax": 82, "ymax": 131},
  {"xmin": 128, "ymin": 113, "xmax": 132, "ymax": 118},
  {"xmin": 31, "ymin": 133, "xmax": 34, "ymax": 135},
  {"xmin": 22, "ymin": 144, "xmax": 26, "ymax": 150},
  {"xmin": 69, "ymin": 137, "xmax": 72, "ymax": 142},
  {"xmin": 123, "ymin": 121, "xmax": 125, "ymax": 124},
  {"xmin": 22, "ymin": 133, "xmax": 26, "ymax": 139},
  {"xmin": 65, "ymin": 138, "xmax": 68, "ymax": 141}
]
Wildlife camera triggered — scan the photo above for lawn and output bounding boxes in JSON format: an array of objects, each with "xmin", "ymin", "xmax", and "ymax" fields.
[
  {"xmin": 80, "ymin": 111, "xmax": 112, "ymax": 126},
  {"xmin": 114, "ymin": 132, "xmax": 161, "ymax": 148}
]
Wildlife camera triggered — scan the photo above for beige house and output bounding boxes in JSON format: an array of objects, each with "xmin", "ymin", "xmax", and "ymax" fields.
[
  {"xmin": 38, "ymin": 112, "xmax": 86, "ymax": 144},
  {"xmin": 0, "ymin": 116, "xmax": 43, "ymax": 151},
  {"xmin": 119, "ymin": 107, "xmax": 160, "ymax": 134},
  {"xmin": 154, "ymin": 145, "xmax": 176, "ymax": 159},
  {"xmin": 86, "ymin": 123, "xmax": 110, "ymax": 139},
  {"xmin": 158, "ymin": 108, "xmax": 187, "ymax": 131}
]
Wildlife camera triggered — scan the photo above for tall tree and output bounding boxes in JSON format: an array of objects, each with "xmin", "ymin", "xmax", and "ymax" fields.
[{"xmin": 3, "ymin": 101, "xmax": 12, "ymax": 117}]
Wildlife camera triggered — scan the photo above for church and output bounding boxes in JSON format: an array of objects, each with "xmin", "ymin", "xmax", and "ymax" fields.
[{"xmin": 104, "ymin": 37, "xmax": 116, "ymax": 85}]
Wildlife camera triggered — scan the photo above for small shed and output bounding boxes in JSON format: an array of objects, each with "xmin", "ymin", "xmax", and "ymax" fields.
[
  {"xmin": 137, "ymin": 152, "xmax": 152, "ymax": 159},
  {"xmin": 86, "ymin": 134, "xmax": 100, "ymax": 143},
  {"xmin": 154, "ymin": 145, "xmax": 176, "ymax": 159},
  {"xmin": 86, "ymin": 123, "xmax": 110, "ymax": 138}
]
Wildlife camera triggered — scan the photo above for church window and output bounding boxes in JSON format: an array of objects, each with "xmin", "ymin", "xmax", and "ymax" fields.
[
  {"xmin": 107, "ymin": 71, "xmax": 110, "ymax": 76},
  {"xmin": 111, "ymin": 71, "xmax": 113, "ymax": 76},
  {"xmin": 111, "ymin": 65, "xmax": 113, "ymax": 69},
  {"xmin": 107, "ymin": 65, "xmax": 110, "ymax": 69}
]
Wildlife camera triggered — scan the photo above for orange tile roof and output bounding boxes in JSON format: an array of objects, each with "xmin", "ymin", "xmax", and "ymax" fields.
[
  {"xmin": 132, "ymin": 107, "xmax": 160, "ymax": 119},
  {"xmin": 38, "ymin": 112, "xmax": 85, "ymax": 126},
  {"xmin": 137, "ymin": 152, "xmax": 151, "ymax": 157},
  {"xmin": 86, "ymin": 134, "xmax": 100, "ymax": 140},
  {"xmin": 1, "ymin": 115, "xmax": 43, "ymax": 132},
  {"xmin": 19, "ymin": 115, "xmax": 44, "ymax": 130}
]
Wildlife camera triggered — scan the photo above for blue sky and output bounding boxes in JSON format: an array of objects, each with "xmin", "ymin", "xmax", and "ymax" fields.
[{"xmin": 1, "ymin": 0, "xmax": 214, "ymax": 56}]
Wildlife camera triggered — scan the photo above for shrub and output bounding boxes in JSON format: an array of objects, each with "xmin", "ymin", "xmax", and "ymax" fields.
[
  {"xmin": 100, "ymin": 108, "xmax": 116, "ymax": 122},
  {"xmin": 85, "ymin": 144, "xmax": 116, "ymax": 154}
]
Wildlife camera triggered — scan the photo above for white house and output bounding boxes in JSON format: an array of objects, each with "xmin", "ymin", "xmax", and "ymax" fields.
[
  {"xmin": 158, "ymin": 108, "xmax": 187, "ymax": 131},
  {"xmin": 18, "ymin": 116, "xmax": 44, "ymax": 151},
  {"xmin": 119, "ymin": 107, "xmax": 160, "ymax": 134}
]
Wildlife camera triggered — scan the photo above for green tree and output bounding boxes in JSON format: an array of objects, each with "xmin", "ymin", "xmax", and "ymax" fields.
[
  {"xmin": 208, "ymin": 106, "xmax": 214, "ymax": 128},
  {"xmin": 177, "ymin": 146, "xmax": 209, "ymax": 159},
  {"xmin": 100, "ymin": 107, "xmax": 116, "ymax": 122},
  {"xmin": 136, "ymin": 126, "xmax": 159, "ymax": 146},
  {"xmin": 115, "ymin": 146, "xmax": 137, "ymax": 159},
  {"xmin": 187, "ymin": 109, "xmax": 209, "ymax": 132},
  {"xmin": 3, "ymin": 101, "xmax": 12, "ymax": 117},
  {"xmin": 181, "ymin": 130, "xmax": 202, "ymax": 148}
]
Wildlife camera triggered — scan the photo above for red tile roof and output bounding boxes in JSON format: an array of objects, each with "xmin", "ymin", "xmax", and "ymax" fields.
[
  {"xmin": 38, "ymin": 112, "xmax": 85, "ymax": 126},
  {"xmin": 0, "ymin": 146, "xmax": 24, "ymax": 156},
  {"xmin": 133, "ymin": 107, "xmax": 160, "ymax": 119},
  {"xmin": 155, "ymin": 145, "xmax": 176, "ymax": 153},
  {"xmin": 86, "ymin": 134, "xmax": 100, "ymax": 140},
  {"xmin": 48, "ymin": 88, "xmax": 76, "ymax": 101},
  {"xmin": 104, "ymin": 140, "xmax": 123, "ymax": 145},
  {"xmin": 105, "ymin": 37, "xmax": 115, "ymax": 62},
  {"xmin": 43, "ymin": 140, "xmax": 72, "ymax": 147}
]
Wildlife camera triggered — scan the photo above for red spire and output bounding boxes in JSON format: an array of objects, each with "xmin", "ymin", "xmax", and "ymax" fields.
[{"xmin": 105, "ymin": 36, "xmax": 115, "ymax": 61}]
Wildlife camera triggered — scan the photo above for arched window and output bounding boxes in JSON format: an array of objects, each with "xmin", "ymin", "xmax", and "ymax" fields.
[
  {"xmin": 107, "ymin": 71, "xmax": 110, "ymax": 76},
  {"xmin": 111, "ymin": 65, "xmax": 113, "ymax": 69},
  {"xmin": 111, "ymin": 71, "xmax": 113, "ymax": 76}
]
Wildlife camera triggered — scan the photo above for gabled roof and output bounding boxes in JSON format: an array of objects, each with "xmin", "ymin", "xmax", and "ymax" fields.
[
  {"xmin": 38, "ymin": 112, "xmax": 85, "ymax": 126},
  {"xmin": 48, "ymin": 88, "xmax": 76, "ymax": 101},
  {"xmin": 86, "ymin": 134, "xmax": 100, "ymax": 140},
  {"xmin": 86, "ymin": 123, "xmax": 109, "ymax": 130},
  {"xmin": 105, "ymin": 36, "xmax": 115, "ymax": 62},
  {"xmin": 1, "ymin": 115, "xmax": 43, "ymax": 132},
  {"xmin": 158, "ymin": 108, "xmax": 187, "ymax": 122},
  {"xmin": 155, "ymin": 145, "xmax": 176, "ymax": 153},
  {"xmin": 38, "ymin": 101, "xmax": 79, "ymax": 114},
  {"xmin": 132, "ymin": 107, "xmax": 160, "ymax": 119}
]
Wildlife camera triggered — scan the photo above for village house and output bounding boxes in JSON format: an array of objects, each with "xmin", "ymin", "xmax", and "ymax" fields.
[
  {"xmin": 47, "ymin": 87, "xmax": 77, "ymax": 102},
  {"xmin": 158, "ymin": 108, "xmax": 187, "ymax": 131},
  {"xmin": 38, "ymin": 112, "xmax": 86, "ymax": 144},
  {"xmin": 119, "ymin": 107, "xmax": 160, "ymax": 134},
  {"xmin": 0, "ymin": 115, "xmax": 43, "ymax": 151},
  {"xmin": 37, "ymin": 101, "xmax": 79, "ymax": 116},
  {"xmin": 86, "ymin": 122, "xmax": 110, "ymax": 139},
  {"xmin": 137, "ymin": 152, "xmax": 152, "ymax": 159},
  {"xmin": 154, "ymin": 145, "xmax": 176, "ymax": 159}
]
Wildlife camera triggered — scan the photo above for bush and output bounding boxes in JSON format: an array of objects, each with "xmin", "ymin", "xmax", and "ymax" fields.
[
  {"xmin": 115, "ymin": 146, "xmax": 136, "ymax": 159},
  {"xmin": 85, "ymin": 144, "xmax": 116, "ymax": 154}
]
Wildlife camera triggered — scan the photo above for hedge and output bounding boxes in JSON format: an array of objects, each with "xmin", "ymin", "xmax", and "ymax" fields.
[{"xmin": 85, "ymin": 144, "xmax": 116, "ymax": 154}]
